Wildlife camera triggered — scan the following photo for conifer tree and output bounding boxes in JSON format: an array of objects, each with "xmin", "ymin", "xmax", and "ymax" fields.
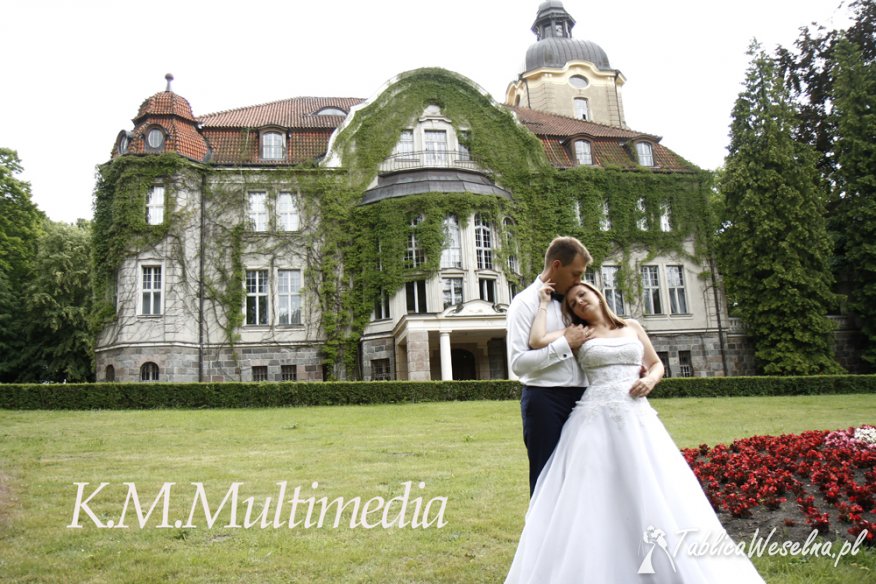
[
  {"xmin": 718, "ymin": 43, "xmax": 842, "ymax": 375},
  {"xmin": 831, "ymin": 38, "xmax": 876, "ymax": 366}
]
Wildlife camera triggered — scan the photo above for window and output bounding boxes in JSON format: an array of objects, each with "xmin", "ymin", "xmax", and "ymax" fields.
[
  {"xmin": 252, "ymin": 366, "xmax": 268, "ymax": 382},
  {"xmin": 504, "ymin": 217, "xmax": 519, "ymax": 273},
  {"xmin": 281, "ymin": 365, "xmax": 297, "ymax": 381},
  {"xmin": 574, "ymin": 140, "xmax": 592, "ymax": 165},
  {"xmin": 641, "ymin": 266, "xmax": 663, "ymax": 315},
  {"xmin": 140, "ymin": 362, "xmax": 160, "ymax": 382},
  {"xmin": 394, "ymin": 130, "xmax": 415, "ymax": 159},
  {"xmin": 248, "ymin": 192, "xmax": 267, "ymax": 232},
  {"xmin": 573, "ymin": 98, "xmax": 589, "ymax": 120},
  {"xmin": 406, "ymin": 280, "xmax": 428, "ymax": 314},
  {"xmin": 146, "ymin": 186, "xmax": 164, "ymax": 225},
  {"xmin": 569, "ymin": 75, "xmax": 589, "ymax": 88},
  {"xmin": 657, "ymin": 352, "xmax": 672, "ymax": 378},
  {"xmin": 441, "ymin": 215, "xmax": 462, "ymax": 268},
  {"xmin": 146, "ymin": 127, "xmax": 165, "ymax": 151},
  {"xmin": 474, "ymin": 214, "xmax": 494, "ymax": 270},
  {"xmin": 374, "ymin": 289, "xmax": 390, "ymax": 320},
  {"xmin": 425, "ymin": 130, "xmax": 447, "ymax": 165},
  {"xmin": 508, "ymin": 281, "xmax": 519, "ymax": 300},
  {"xmin": 667, "ymin": 266, "xmax": 689, "ymax": 314},
  {"xmin": 679, "ymin": 351, "xmax": 694, "ymax": 377},
  {"xmin": 584, "ymin": 268, "xmax": 597, "ymax": 286},
  {"xmin": 405, "ymin": 215, "xmax": 425, "ymax": 268},
  {"xmin": 458, "ymin": 130, "xmax": 471, "ymax": 161},
  {"xmin": 105, "ymin": 365, "xmax": 115, "ymax": 382},
  {"xmin": 278, "ymin": 269, "xmax": 302, "ymax": 325},
  {"xmin": 118, "ymin": 132, "xmax": 130, "ymax": 155},
  {"xmin": 442, "ymin": 277, "xmax": 464, "ymax": 309},
  {"xmin": 245, "ymin": 270, "xmax": 269, "ymax": 325},
  {"xmin": 278, "ymin": 193, "xmax": 299, "ymax": 231},
  {"xmin": 479, "ymin": 278, "xmax": 496, "ymax": 303},
  {"xmin": 141, "ymin": 266, "xmax": 162, "ymax": 315},
  {"xmin": 601, "ymin": 266, "xmax": 625, "ymax": 315},
  {"xmin": 637, "ymin": 199, "xmax": 648, "ymax": 231},
  {"xmin": 660, "ymin": 203, "xmax": 672, "ymax": 232},
  {"xmin": 372, "ymin": 358, "xmax": 392, "ymax": 381},
  {"xmin": 316, "ymin": 107, "xmax": 346, "ymax": 116},
  {"xmin": 322, "ymin": 364, "xmax": 330, "ymax": 381},
  {"xmin": 574, "ymin": 200, "xmax": 583, "ymax": 226},
  {"xmin": 261, "ymin": 131, "xmax": 285, "ymax": 160},
  {"xmin": 636, "ymin": 142, "xmax": 654, "ymax": 166},
  {"xmin": 600, "ymin": 201, "xmax": 611, "ymax": 231}
]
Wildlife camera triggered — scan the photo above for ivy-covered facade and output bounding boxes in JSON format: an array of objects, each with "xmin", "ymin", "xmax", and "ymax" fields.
[{"xmin": 94, "ymin": 1, "xmax": 745, "ymax": 382}]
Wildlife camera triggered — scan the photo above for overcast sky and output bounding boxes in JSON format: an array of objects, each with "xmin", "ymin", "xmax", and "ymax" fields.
[{"xmin": 1, "ymin": 0, "xmax": 853, "ymax": 223}]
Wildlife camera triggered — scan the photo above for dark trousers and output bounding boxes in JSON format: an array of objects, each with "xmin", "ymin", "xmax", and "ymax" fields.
[{"xmin": 521, "ymin": 384, "xmax": 586, "ymax": 496}]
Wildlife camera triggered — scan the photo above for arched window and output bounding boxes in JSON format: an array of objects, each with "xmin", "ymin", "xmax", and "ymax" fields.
[
  {"xmin": 140, "ymin": 362, "xmax": 160, "ymax": 382},
  {"xmin": 636, "ymin": 142, "xmax": 654, "ymax": 166},
  {"xmin": 261, "ymin": 131, "xmax": 285, "ymax": 160},
  {"xmin": 316, "ymin": 107, "xmax": 347, "ymax": 116},
  {"xmin": 574, "ymin": 140, "xmax": 592, "ymax": 165},
  {"xmin": 474, "ymin": 214, "xmax": 494, "ymax": 270},
  {"xmin": 105, "ymin": 365, "xmax": 115, "ymax": 382}
]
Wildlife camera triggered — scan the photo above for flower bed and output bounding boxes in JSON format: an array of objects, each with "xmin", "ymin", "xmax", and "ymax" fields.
[{"xmin": 682, "ymin": 425, "xmax": 876, "ymax": 545}]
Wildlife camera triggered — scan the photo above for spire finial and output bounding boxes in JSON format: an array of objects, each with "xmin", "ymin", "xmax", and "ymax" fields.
[{"xmin": 165, "ymin": 73, "xmax": 174, "ymax": 92}]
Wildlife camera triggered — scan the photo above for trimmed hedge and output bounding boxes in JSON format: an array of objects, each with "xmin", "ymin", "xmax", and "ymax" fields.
[{"xmin": 1, "ymin": 375, "xmax": 875, "ymax": 410}]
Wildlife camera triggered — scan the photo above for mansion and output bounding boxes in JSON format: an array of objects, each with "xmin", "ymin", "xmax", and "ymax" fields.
[{"xmin": 93, "ymin": 2, "xmax": 864, "ymax": 383}]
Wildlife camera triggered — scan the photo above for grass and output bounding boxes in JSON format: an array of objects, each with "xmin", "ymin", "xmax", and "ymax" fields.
[{"xmin": 0, "ymin": 394, "xmax": 874, "ymax": 583}]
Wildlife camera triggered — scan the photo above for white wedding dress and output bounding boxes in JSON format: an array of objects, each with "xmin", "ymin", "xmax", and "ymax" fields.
[{"xmin": 506, "ymin": 337, "xmax": 765, "ymax": 583}]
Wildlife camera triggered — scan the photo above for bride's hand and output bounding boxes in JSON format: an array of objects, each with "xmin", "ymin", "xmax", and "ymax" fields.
[
  {"xmin": 538, "ymin": 281, "xmax": 555, "ymax": 305},
  {"xmin": 629, "ymin": 375, "xmax": 656, "ymax": 398}
]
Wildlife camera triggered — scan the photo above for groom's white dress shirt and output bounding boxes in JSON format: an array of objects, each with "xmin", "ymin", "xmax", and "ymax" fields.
[{"xmin": 507, "ymin": 277, "xmax": 588, "ymax": 387}]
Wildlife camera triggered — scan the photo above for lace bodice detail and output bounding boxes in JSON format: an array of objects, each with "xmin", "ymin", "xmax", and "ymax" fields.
[{"xmin": 574, "ymin": 337, "xmax": 657, "ymax": 424}]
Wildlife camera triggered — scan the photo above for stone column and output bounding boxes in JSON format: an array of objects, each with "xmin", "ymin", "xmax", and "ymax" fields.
[
  {"xmin": 406, "ymin": 330, "xmax": 432, "ymax": 381},
  {"xmin": 440, "ymin": 331, "xmax": 453, "ymax": 381}
]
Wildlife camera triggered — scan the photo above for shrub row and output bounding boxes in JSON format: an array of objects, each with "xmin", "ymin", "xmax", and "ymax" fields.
[{"xmin": 0, "ymin": 375, "xmax": 874, "ymax": 410}]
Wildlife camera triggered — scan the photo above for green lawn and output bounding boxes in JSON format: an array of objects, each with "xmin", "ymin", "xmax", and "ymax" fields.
[{"xmin": 0, "ymin": 394, "xmax": 874, "ymax": 583}]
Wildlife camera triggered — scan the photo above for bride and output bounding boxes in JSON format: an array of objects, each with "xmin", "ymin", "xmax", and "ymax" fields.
[{"xmin": 505, "ymin": 281, "xmax": 765, "ymax": 583}]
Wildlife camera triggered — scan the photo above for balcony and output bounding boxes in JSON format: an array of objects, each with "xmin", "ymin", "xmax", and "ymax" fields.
[{"xmin": 378, "ymin": 149, "xmax": 482, "ymax": 174}]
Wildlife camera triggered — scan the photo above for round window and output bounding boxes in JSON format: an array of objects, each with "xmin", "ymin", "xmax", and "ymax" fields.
[
  {"xmin": 569, "ymin": 75, "xmax": 589, "ymax": 89},
  {"xmin": 146, "ymin": 128, "xmax": 165, "ymax": 150}
]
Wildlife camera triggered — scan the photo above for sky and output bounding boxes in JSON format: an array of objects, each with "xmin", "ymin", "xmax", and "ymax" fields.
[{"xmin": 1, "ymin": 0, "xmax": 854, "ymax": 223}]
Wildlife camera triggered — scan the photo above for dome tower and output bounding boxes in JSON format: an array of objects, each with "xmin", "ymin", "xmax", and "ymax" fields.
[{"xmin": 506, "ymin": 1, "xmax": 627, "ymax": 127}]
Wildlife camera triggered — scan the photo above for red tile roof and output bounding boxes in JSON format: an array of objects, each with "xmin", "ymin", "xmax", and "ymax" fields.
[
  {"xmin": 197, "ymin": 97, "xmax": 364, "ymax": 129},
  {"xmin": 135, "ymin": 91, "xmax": 197, "ymax": 123}
]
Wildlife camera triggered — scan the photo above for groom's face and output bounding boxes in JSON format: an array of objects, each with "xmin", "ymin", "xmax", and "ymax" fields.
[{"xmin": 553, "ymin": 253, "xmax": 587, "ymax": 294}]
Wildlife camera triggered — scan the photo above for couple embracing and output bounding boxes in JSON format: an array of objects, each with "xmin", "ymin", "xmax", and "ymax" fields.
[{"xmin": 504, "ymin": 237, "xmax": 764, "ymax": 583}]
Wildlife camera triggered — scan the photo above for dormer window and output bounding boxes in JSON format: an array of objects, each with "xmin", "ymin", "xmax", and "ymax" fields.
[
  {"xmin": 574, "ymin": 98, "xmax": 589, "ymax": 121},
  {"xmin": 636, "ymin": 142, "xmax": 654, "ymax": 167},
  {"xmin": 261, "ymin": 131, "xmax": 285, "ymax": 160},
  {"xmin": 145, "ymin": 127, "xmax": 165, "ymax": 152},
  {"xmin": 574, "ymin": 140, "xmax": 592, "ymax": 165},
  {"xmin": 117, "ymin": 131, "xmax": 132, "ymax": 155},
  {"xmin": 316, "ymin": 107, "xmax": 347, "ymax": 116}
]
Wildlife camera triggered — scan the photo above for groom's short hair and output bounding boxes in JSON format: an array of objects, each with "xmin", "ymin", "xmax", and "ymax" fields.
[{"xmin": 544, "ymin": 236, "xmax": 592, "ymax": 269}]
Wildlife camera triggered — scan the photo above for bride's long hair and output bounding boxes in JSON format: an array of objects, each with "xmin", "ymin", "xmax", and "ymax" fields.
[{"xmin": 563, "ymin": 281, "xmax": 627, "ymax": 330}]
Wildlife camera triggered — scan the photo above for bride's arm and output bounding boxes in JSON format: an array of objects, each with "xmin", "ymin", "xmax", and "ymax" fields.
[
  {"xmin": 528, "ymin": 287, "xmax": 565, "ymax": 349},
  {"xmin": 627, "ymin": 319, "xmax": 664, "ymax": 398}
]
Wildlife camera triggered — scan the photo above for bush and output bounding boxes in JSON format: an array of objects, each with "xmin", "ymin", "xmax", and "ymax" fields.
[{"xmin": 0, "ymin": 375, "xmax": 874, "ymax": 410}]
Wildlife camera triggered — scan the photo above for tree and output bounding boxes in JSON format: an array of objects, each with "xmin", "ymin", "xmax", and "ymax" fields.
[
  {"xmin": 19, "ymin": 220, "xmax": 95, "ymax": 382},
  {"xmin": 717, "ymin": 43, "xmax": 842, "ymax": 375},
  {"xmin": 831, "ymin": 38, "xmax": 876, "ymax": 366},
  {"xmin": 0, "ymin": 148, "xmax": 44, "ymax": 381}
]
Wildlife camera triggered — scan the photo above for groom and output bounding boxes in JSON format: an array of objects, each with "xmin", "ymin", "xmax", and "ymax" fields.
[{"xmin": 506, "ymin": 236, "xmax": 593, "ymax": 495}]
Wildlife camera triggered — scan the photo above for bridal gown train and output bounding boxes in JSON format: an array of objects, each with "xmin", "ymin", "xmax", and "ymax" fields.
[{"xmin": 506, "ymin": 337, "xmax": 765, "ymax": 583}]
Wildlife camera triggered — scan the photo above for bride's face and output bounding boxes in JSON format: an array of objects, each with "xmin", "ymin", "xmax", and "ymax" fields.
[{"xmin": 567, "ymin": 285, "xmax": 602, "ymax": 322}]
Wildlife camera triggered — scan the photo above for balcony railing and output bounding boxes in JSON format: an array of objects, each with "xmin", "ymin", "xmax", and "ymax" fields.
[{"xmin": 378, "ymin": 149, "xmax": 483, "ymax": 173}]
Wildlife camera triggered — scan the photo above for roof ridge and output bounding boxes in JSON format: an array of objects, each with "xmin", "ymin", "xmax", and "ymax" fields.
[{"xmin": 199, "ymin": 96, "xmax": 365, "ymax": 120}]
